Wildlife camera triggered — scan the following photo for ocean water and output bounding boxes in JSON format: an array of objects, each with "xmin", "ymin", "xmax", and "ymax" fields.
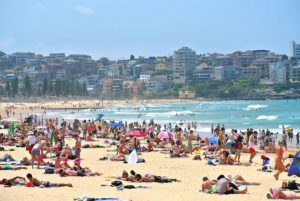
[{"xmin": 38, "ymin": 99, "xmax": 300, "ymax": 134}]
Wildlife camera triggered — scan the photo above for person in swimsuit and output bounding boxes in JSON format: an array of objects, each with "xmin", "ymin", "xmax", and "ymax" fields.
[
  {"xmin": 0, "ymin": 166, "xmax": 27, "ymax": 170},
  {"xmin": 274, "ymin": 140, "xmax": 285, "ymax": 180},
  {"xmin": 74, "ymin": 135, "xmax": 81, "ymax": 158},
  {"xmin": 187, "ymin": 130, "xmax": 194, "ymax": 153},
  {"xmin": 248, "ymin": 132, "xmax": 257, "ymax": 163},
  {"xmin": 26, "ymin": 173, "xmax": 72, "ymax": 187},
  {"xmin": 267, "ymin": 187, "xmax": 300, "ymax": 199}
]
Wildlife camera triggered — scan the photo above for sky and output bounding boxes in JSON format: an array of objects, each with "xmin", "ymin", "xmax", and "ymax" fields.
[{"xmin": 0, "ymin": 0, "xmax": 300, "ymax": 59}]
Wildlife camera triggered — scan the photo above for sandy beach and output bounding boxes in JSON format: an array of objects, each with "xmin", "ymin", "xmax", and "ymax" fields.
[{"xmin": 0, "ymin": 100, "xmax": 299, "ymax": 201}]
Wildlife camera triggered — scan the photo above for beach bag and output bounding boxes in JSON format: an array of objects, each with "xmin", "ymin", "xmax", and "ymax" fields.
[
  {"xmin": 111, "ymin": 180, "xmax": 122, "ymax": 186},
  {"xmin": 288, "ymin": 181, "xmax": 298, "ymax": 190},
  {"xmin": 44, "ymin": 168, "xmax": 55, "ymax": 174}
]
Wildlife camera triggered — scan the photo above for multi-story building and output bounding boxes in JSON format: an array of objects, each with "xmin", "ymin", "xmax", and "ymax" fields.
[
  {"xmin": 251, "ymin": 50, "xmax": 270, "ymax": 60},
  {"xmin": 269, "ymin": 62, "xmax": 287, "ymax": 84},
  {"xmin": 290, "ymin": 65, "xmax": 300, "ymax": 82},
  {"xmin": 139, "ymin": 74, "xmax": 150, "ymax": 83},
  {"xmin": 192, "ymin": 64, "xmax": 213, "ymax": 83},
  {"xmin": 11, "ymin": 52, "xmax": 35, "ymax": 65},
  {"xmin": 68, "ymin": 54, "xmax": 91, "ymax": 61},
  {"xmin": 172, "ymin": 47, "xmax": 196, "ymax": 84},
  {"xmin": 239, "ymin": 65, "xmax": 262, "ymax": 79},
  {"xmin": 290, "ymin": 41, "xmax": 300, "ymax": 58},
  {"xmin": 48, "ymin": 53, "xmax": 65, "ymax": 63},
  {"xmin": 233, "ymin": 55, "xmax": 252, "ymax": 67},
  {"xmin": 145, "ymin": 76, "xmax": 169, "ymax": 94},
  {"xmin": 252, "ymin": 58, "xmax": 269, "ymax": 78},
  {"xmin": 213, "ymin": 55, "xmax": 233, "ymax": 66}
]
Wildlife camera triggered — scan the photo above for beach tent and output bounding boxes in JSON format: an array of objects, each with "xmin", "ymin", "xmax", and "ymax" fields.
[
  {"xmin": 288, "ymin": 152, "xmax": 300, "ymax": 176},
  {"xmin": 126, "ymin": 130, "xmax": 146, "ymax": 137}
]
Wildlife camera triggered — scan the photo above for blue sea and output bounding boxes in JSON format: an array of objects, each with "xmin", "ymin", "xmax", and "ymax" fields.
[{"xmin": 38, "ymin": 99, "xmax": 300, "ymax": 134}]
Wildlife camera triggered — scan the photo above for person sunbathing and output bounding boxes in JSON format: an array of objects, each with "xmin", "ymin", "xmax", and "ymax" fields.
[
  {"xmin": 0, "ymin": 154, "xmax": 15, "ymax": 162},
  {"xmin": 202, "ymin": 177, "xmax": 218, "ymax": 192},
  {"xmin": 58, "ymin": 168, "xmax": 102, "ymax": 177},
  {"xmin": 225, "ymin": 174, "xmax": 261, "ymax": 185},
  {"xmin": 0, "ymin": 165, "xmax": 27, "ymax": 170},
  {"xmin": 267, "ymin": 187, "xmax": 300, "ymax": 199},
  {"xmin": 0, "ymin": 176, "xmax": 26, "ymax": 186},
  {"xmin": 20, "ymin": 157, "xmax": 31, "ymax": 166},
  {"xmin": 134, "ymin": 173, "xmax": 180, "ymax": 183},
  {"xmin": 220, "ymin": 151, "xmax": 234, "ymax": 165},
  {"xmin": 26, "ymin": 173, "xmax": 72, "ymax": 187}
]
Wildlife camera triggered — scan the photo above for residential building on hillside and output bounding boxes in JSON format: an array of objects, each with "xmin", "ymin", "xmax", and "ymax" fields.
[
  {"xmin": 172, "ymin": 47, "xmax": 196, "ymax": 84},
  {"xmin": 269, "ymin": 62, "xmax": 287, "ymax": 84},
  {"xmin": 239, "ymin": 65, "xmax": 262, "ymax": 79},
  {"xmin": 192, "ymin": 64, "xmax": 213, "ymax": 83},
  {"xmin": 213, "ymin": 55, "xmax": 233, "ymax": 66},
  {"xmin": 290, "ymin": 41, "xmax": 300, "ymax": 58},
  {"xmin": 290, "ymin": 65, "xmax": 300, "ymax": 82},
  {"xmin": 251, "ymin": 50, "xmax": 270, "ymax": 60}
]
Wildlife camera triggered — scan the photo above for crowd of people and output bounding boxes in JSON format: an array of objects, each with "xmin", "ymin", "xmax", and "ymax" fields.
[{"xmin": 0, "ymin": 112, "xmax": 299, "ymax": 199}]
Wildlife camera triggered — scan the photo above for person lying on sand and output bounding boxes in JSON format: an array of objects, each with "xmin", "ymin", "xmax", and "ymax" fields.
[
  {"xmin": 26, "ymin": 173, "xmax": 72, "ymax": 187},
  {"xmin": 0, "ymin": 165, "xmax": 27, "ymax": 170},
  {"xmin": 134, "ymin": 173, "xmax": 180, "ymax": 183},
  {"xmin": 0, "ymin": 154, "xmax": 15, "ymax": 162},
  {"xmin": 0, "ymin": 176, "xmax": 26, "ymax": 186},
  {"xmin": 58, "ymin": 168, "xmax": 102, "ymax": 177},
  {"xmin": 267, "ymin": 187, "xmax": 300, "ymax": 199}
]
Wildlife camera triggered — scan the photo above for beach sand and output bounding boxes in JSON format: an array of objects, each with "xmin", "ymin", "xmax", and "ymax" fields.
[
  {"xmin": 0, "ymin": 137, "xmax": 298, "ymax": 201},
  {"xmin": 0, "ymin": 100, "xmax": 299, "ymax": 201}
]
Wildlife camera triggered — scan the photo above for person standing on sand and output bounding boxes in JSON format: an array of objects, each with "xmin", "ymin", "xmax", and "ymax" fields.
[
  {"xmin": 74, "ymin": 135, "xmax": 81, "ymax": 159},
  {"xmin": 187, "ymin": 130, "xmax": 194, "ymax": 153},
  {"xmin": 282, "ymin": 131, "xmax": 288, "ymax": 151},
  {"xmin": 274, "ymin": 140, "xmax": 285, "ymax": 180},
  {"xmin": 248, "ymin": 131, "xmax": 257, "ymax": 163}
]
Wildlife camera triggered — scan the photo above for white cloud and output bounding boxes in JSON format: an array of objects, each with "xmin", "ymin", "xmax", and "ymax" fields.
[
  {"xmin": 75, "ymin": 5, "xmax": 94, "ymax": 16},
  {"xmin": 0, "ymin": 37, "xmax": 16, "ymax": 49}
]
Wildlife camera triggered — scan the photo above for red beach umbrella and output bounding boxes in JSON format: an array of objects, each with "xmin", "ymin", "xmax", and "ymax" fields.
[{"xmin": 126, "ymin": 130, "xmax": 146, "ymax": 137}]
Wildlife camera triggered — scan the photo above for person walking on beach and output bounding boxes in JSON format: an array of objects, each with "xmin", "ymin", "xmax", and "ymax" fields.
[
  {"xmin": 296, "ymin": 132, "xmax": 300, "ymax": 148},
  {"xmin": 248, "ymin": 132, "xmax": 257, "ymax": 163},
  {"xmin": 274, "ymin": 140, "xmax": 285, "ymax": 180}
]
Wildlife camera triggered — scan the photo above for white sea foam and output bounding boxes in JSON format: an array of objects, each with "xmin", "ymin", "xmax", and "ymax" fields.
[
  {"xmin": 244, "ymin": 104, "xmax": 268, "ymax": 110},
  {"xmin": 256, "ymin": 115, "xmax": 278, "ymax": 120}
]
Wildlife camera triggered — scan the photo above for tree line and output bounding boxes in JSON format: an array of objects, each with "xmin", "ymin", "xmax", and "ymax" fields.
[{"xmin": 1, "ymin": 76, "xmax": 88, "ymax": 98}]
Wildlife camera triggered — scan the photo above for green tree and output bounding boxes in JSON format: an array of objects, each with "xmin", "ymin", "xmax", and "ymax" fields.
[
  {"xmin": 55, "ymin": 79, "xmax": 61, "ymax": 97},
  {"xmin": 24, "ymin": 76, "xmax": 31, "ymax": 98},
  {"xmin": 42, "ymin": 79, "xmax": 48, "ymax": 96},
  {"xmin": 82, "ymin": 82, "xmax": 88, "ymax": 96},
  {"xmin": 130, "ymin": 55, "xmax": 135, "ymax": 60},
  {"xmin": 5, "ymin": 80, "xmax": 10, "ymax": 97},
  {"xmin": 11, "ymin": 77, "xmax": 19, "ymax": 98},
  {"xmin": 0, "ymin": 51, "xmax": 6, "ymax": 57}
]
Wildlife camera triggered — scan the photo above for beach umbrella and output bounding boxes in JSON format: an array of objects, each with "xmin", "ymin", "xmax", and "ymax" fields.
[
  {"xmin": 108, "ymin": 122, "xmax": 123, "ymax": 127},
  {"xmin": 126, "ymin": 130, "xmax": 146, "ymax": 137},
  {"xmin": 158, "ymin": 131, "xmax": 173, "ymax": 139}
]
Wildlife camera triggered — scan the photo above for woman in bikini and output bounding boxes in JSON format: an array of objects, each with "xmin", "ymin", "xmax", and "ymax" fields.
[{"xmin": 274, "ymin": 140, "xmax": 285, "ymax": 180}]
